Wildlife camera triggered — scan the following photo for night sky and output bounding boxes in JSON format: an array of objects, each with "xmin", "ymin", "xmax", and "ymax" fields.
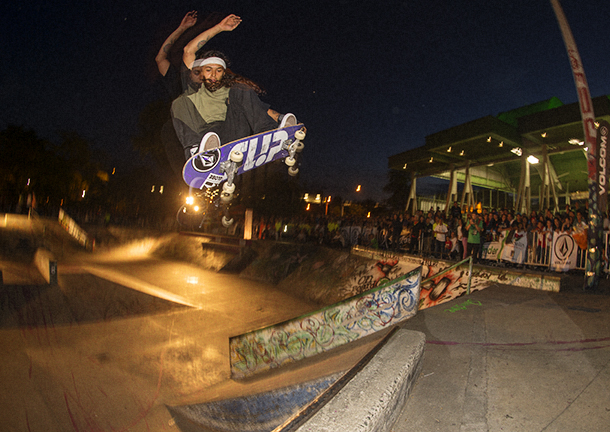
[{"xmin": 2, "ymin": 0, "xmax": 610, "ymax": 201}]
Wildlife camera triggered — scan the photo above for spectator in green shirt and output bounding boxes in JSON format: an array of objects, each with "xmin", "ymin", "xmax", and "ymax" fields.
[{"xmin": 466, "ymin": 213, "xmax": 483, "ymax": 262}]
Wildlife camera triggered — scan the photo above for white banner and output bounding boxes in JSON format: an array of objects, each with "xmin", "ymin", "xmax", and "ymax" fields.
[
  {"xmin": 481, "ymin": 231, "xmax": 527, "ymax": 264},
  {"xmin": 549, "ymin": 232, "xmax": 578, "ymax": 272},
  {"xmin": 482, "ymin": 240, "xmax": 503, "ymax": 261},
  {"xmin": 58, "ymin": 208, "xmax": 92, "ymax": 249},
  {"xmin": 482, "ymin": 230, "xmax": 582, "ymax": 271}
]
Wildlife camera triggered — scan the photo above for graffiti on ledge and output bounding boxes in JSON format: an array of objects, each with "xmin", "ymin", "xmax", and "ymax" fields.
[{"xmin": 229, "ymin": 267, "xmax": 422, "ymax": 378}]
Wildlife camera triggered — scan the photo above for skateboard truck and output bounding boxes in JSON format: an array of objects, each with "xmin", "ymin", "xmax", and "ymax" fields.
[
  {"xmin": 219, "ymin": 149, "xmax": 244, "ymax": 202},
  {"xmin": 283, "ymin": 127, "xmax": 306, "ymax": 177}
]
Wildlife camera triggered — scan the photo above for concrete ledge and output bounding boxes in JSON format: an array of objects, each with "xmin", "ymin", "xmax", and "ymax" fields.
[
  {"xmin": 33, "ymin": 247, "xmax": 57, "ymax": 284},
  {"xmin": 230, "ymin": 271, "xmax": 422, "ymax": 378},
  {"xmin": 180, "ymin": 231, "xmax": 251, "ymax": 247},
  {"xmin": 295, "ymin": 328, "xmax": 425, "ymax": 432}
]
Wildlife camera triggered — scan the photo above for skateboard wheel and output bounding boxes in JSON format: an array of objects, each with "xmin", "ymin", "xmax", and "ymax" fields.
[
  {"xmin": 220, "ymin": 192, "xmax": 233, "ymax": 203},
  {"xmin": 296, "ymin": 142, "xmax": 304, "ymax": 152},
  {"xmin": 288, "ymin": 166, "xmax": 299, "ymax": 176},
  {"xmin": 295, "ymin": 129, "xmax": 306, "ymax": 140},
  {"xmin": 223, "ymin": 182, "xmax": 236, "ymax": 194},
  {"xmin": 285, "ymin": 157, "xmax": 296, "ymax": 167},
  {"xmin": 222, "ymin": 216, "xmax": 234, "ymax": 227},
  {"xmin": 230, "ymin": 150, "xmax": 243, "ymax": 163}
]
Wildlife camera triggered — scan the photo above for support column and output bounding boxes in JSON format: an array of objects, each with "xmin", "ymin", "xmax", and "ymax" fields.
[
  {"xmin": 406, "ymin": 172, "xmax": 418, "ymax": 215},
  {"xmin": 444, "ymin": 164, "xmax": 457, "ymax": 216},
  {"xmin": 515, "ymin": 154, "xmax": 529, "ymax": 214},
  {"xmin": 516, "ymin": 154, "xmax": 531, "ymax": 215},
  {"xmin": 460, "ymin": 161, "xmax": 474, "ymax": 212}
]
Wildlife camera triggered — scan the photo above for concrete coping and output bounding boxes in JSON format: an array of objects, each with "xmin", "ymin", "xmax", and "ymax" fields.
[
  {"xmin": 293, "ymin": 328, "xmax": 425, "ymax": 432},
  {"xmin": 181, "ymin": 231, "xmax": 250, "ymax": 247},
  {"xmin": 33, "ymin": 247, "xmax": 57, "ymax": 284}
]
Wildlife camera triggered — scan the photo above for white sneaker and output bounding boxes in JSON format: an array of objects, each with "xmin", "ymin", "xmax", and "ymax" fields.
[
  {"xmin": 279, "ymin": 113, "xmax": 297, "ymax": 128},
  {"xmin": 198, "ymin": 132, "xmax": 221, "ymax": 153}
]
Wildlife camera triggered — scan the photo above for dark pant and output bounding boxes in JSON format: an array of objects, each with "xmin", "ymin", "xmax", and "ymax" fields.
[
  {"xmin": 467, "ymin": 242, "xmax": 480, "ymax": 261},
  {"xmin": 217, "ymin": 85, "xmax": 278, "ymax": 143},
  {"xmin": 435, "ymin": 239, "xmax": 445, "ymax": 257}
]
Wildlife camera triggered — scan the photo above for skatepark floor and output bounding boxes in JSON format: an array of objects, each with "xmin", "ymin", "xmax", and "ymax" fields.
[
  {"xmin": 2, "ymin": 216, "xmax": 610, "ymax": 431},
  {"xmin": 392, "ymin": 281, "xmax": 610, "ymax": 432}
]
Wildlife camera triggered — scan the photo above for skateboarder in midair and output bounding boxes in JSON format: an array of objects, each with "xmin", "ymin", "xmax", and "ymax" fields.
[
  {"xmin": 171, "ymin": 17, "xmax": 296, "ymax": 160},
  {"xmin": 155, "ymin": 11, "xmax": 244, "ymax": 175}
]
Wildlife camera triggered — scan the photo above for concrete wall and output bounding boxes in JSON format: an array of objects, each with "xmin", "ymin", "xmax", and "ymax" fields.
[
  {"xmin": 352, "ymin": 247, "xmax": 561, "ymax": 310},
  {"xmin": 294, "ymin": 329, "xmax": 425, "ymax": 432},
  {"xmin": 229, "ymin": 267, "xmax": 422, "ymax": 378}
]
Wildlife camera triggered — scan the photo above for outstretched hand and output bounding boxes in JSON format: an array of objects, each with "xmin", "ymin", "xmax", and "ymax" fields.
[
  {"xmin": 180, "ymin": 10, "xmax": 198, "ymax": 29},
  {"xmin": 217, "ymin": 14, "xmax": 242, "ymax": 32}
]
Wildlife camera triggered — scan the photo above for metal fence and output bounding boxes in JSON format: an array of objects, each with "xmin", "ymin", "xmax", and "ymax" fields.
[
  {"xmin": 522, "ymin": 230, "xmax": 609, "ymax": 273},
  {"xmin": 391, "ymin": 229, "xmax": 609, "ymax": 274}
]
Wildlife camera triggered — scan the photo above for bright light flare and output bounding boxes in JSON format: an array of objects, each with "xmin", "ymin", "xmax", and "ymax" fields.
[{"xmin": 527, "ymin": 155, "xmax": 539, "ymax": 164}]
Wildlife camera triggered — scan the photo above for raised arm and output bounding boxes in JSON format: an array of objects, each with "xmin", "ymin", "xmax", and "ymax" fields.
[
  {"xmin": 183, "ymin": 14, "xmax": 242, "ymax": 69},
  {"xmin": 155, "ymin": 11, "xmax": 198, "ymax": 76}
]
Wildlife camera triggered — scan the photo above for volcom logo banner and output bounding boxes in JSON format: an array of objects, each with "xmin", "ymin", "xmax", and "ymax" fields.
[
  {"xmin": 550, "ymin": 232, "xmax": 577, "ymax": 272},
  {"xmin": 597, "ymin": 120, "xmax": 610, "ymax": 209}
]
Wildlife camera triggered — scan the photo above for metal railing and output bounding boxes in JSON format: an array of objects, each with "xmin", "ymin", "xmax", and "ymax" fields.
[
  {"xmin": 522, "ymin": 230, "xmax": 609, "ymax": 273},
  {"xmin": 375, "ymin": 229, "xmax": 609, "ymax": 275},
  {"xmin": 421, "ymin": 256, "xmax": 474, "ymax": 295}
]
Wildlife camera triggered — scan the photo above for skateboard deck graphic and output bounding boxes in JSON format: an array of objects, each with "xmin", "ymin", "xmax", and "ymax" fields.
[{"xmin": 182, "ymin": 124, "xmax": 305, "ymax": 190}]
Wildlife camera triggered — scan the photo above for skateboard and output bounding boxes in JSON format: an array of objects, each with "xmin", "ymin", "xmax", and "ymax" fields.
[
  {"xmin": 183, "ymin": 123, "xmax": 306, "ymax": 191},
  {"xmin": 182, "ymin": 123, "xmax": 306, "ymax": 226}
]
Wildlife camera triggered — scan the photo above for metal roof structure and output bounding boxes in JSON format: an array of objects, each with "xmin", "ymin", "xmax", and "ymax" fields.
[{"xmin": 388, "ymin": 95, "xmax": 610, "ymax": 211}]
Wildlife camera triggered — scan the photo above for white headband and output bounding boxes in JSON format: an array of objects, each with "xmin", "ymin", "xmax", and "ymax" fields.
[{"xmin": 191, "ymin": 57, "xmax": 227, "ymax": 69}]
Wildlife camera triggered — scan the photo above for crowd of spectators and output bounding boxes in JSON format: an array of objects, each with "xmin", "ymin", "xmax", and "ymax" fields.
[{"xmin": 248, "ymin": 200, "xmax": 608, "ymax": 266}]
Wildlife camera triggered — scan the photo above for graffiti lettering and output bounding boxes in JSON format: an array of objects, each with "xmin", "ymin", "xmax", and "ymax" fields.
[
  {"xmin": 600, "ymin": 132, "xmax": 608, "ymax": 195},
  {"xmin": 357, "ymin": 275, "xmax": 375, "ymax": 291}
]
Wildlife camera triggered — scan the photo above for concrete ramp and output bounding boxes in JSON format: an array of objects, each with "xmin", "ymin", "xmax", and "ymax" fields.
[
  {"xmin": 151, "ymin": 232, "xmax": 252, "ymax": 272},
  {"xmin": 168, "ymin": 328, "xmax": 425, "ymax": 432},
  {"xmin": 168, "ymin": 373, "xmax": 344, "ymax": 432},
  {"xmin": 165, "ymin": 264, "xmax": 424, "ymax": 432},
  {"xmin": 57, "ymin": 271, "xmax": 192, "ymax": 323},
  {"xmin": 0, "ymin": 272, "xmax": 192, "ymax": 327}
]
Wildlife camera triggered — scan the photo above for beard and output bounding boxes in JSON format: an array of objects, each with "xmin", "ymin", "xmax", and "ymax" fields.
[{"xmin": 204, "ymin": 79, "xmax": 224, "ymax": 92}]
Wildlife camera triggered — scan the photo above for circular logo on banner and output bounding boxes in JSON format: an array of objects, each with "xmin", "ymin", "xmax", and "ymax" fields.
[
  {"xmin": 553, "ymin": 233, "xmax": 575, "ymax": 261},
  {"xmin": 191, "ymin": 149, "xmax": 221, "ymax": 173}
]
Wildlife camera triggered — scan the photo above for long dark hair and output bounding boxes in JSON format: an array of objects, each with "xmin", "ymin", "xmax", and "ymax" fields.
[{"xmin": 197, "ymin": 50, "xmax": 266, "ymax": 95}]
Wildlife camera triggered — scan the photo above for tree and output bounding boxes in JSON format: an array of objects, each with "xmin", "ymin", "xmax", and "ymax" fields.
[
  {"xmin": 131, "ymin": 100, "xmax": 172, "ymax": 172},
  {"xmin": 383, "ymin": 169, "xmax": 411, "ymax": 212},
  {"xmin": 0, "ymin": 125, "xmax": 113, "ymax": 215},
  {"xmin": 0, "ymin": 125, "xmax": 52, "ymax": 209},
  {"xmin": 54, "ymin": 131, "xmax": 108, "ymax": 204}
]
